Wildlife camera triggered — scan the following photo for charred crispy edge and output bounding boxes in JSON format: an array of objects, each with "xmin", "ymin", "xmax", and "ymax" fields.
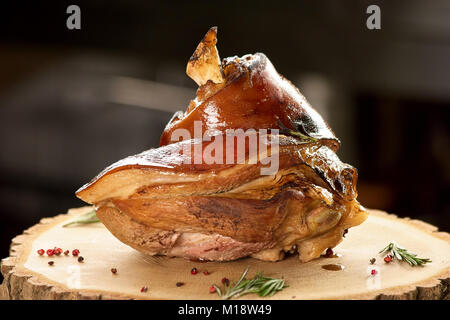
[
  {"xmin": 275, "ymin": 73, "xmax": 340, "ymax": 149},
  {"xmin": 222, "ymin": 52, "xmax": 267, "ymax": 80},
  {"xmin": 224, "ymin": 52, "xmax": 338, "ymax": 147},
  {"xmin": 300, "ymin": 145, "xmax": 358, "ymax": 201}
]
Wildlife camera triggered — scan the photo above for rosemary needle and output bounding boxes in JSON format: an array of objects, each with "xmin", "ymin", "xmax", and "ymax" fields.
[
  {"xmin": 62, "ymin": 210, "xmax": 100, "ymax": 227},
  {"xmin": 213, "ymin": 267, "xmax": 287, "ymax": 300},
  {"xmin": 379, "ymin": 242, "xmax": 431, "ymax": 267}
]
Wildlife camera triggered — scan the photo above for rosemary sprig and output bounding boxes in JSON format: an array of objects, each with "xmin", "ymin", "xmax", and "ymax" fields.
[
  {"xmin": 379, "ymin": 242, "xmax": 431, "ymax": 267},
  {"xmin": 213, "ymin": 267, "xmax": 287, "ymax": 300},
  {"xmin": 62, "ymin": 209, "xmax": 100, "ymax": 227}
]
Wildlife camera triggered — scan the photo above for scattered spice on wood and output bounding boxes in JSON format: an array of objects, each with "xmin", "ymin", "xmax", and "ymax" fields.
[
  {"xmin": 77, "ymin": 256, "xmax": 84, "ymax": 263},
  {"xmin": 72, "ymin": 249, "xmax": 80, "ymax": 257},
  {"xmin": 54, "ymin": 248, "xmax": 62, "ymax": 256},
  {"xmin": 209, "ymin": 285, "xmax": 216, "ymax": 293},
  {"xmin": 111, "ymin": 268, "xmax": 117, "ymax": 275},
  {"xmin": 37, "ymin": 249, "xmax": 45, "ymax": 256},
  {"xmin": 221, "ymin": 277, "xmax": 230, "ymax": 286},
  {"xmin": 140, "ymin": 286, "xmax": 148, "ymax": 293},
  {"xmin": 384, "ymin": 255, "xmax": 393, "ymax": 263},
  {"xmin": 46, "ymin": 249, "xmax": 54, "ymax": 256},
  {"xmin": 191, "ymin": 267, "xmax": 198, "ymax": 275},
  {"xmin": 371, "ymin": 269, "xmax": 377, "ymax": 275},
  {"xmin": 64, "ymin": 250, "xmax": 70, "ymax": 256},
  {"xmin": 48, "ymin": 261, "xmax": 54, "ymax": 266},
  {"xmin": 203, "ymin": 271, "xmax": 210, "ymax": 276},
  {"xmin": 370, "ymin": 258, "xmax": 376, "ymax": 264},
  {"xmin": 176, "ymin": 282, "xmax": 185, "ymax": 287}
]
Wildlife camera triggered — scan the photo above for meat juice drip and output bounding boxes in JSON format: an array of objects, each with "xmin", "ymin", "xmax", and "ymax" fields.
[{"xmin": 321, "ymin": 264, "xmax": 345, "ymax": 271}]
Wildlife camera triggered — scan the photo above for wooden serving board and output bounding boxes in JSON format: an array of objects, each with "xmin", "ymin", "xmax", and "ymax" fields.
[{"xmin": 1, "ymin": 207, "xmax": 449, "ymax": 300}]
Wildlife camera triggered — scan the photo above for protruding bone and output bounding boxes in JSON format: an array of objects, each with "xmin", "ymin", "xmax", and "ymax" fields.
[{"xmin": 186, "ymin": 27, "xmax": 225, "ymax": 86}]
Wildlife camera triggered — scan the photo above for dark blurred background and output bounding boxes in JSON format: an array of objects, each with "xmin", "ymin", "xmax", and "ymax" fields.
[{"xmin": 0, "ymin": 0, "xmax": 449, "ymax": 274}]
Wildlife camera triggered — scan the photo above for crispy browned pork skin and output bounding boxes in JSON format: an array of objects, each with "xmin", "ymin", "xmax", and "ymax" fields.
[
  {"xmin": 160, "ymin": 27, "xmax": 338, "ymax": 150},
  {"xmin": 76, "ymin": 27, "xmax": 367, "ymax": 262}
]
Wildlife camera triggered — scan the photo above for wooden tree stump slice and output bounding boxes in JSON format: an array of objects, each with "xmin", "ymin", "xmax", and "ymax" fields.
[{"xmin": 1, "ymin": 207, "xmax": 449, "ymax": 300}]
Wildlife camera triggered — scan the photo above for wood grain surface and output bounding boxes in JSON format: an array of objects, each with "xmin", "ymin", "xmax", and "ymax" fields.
[{"xmin": 1, "ymin": 207, "xmax": 449, "ymax": 300}]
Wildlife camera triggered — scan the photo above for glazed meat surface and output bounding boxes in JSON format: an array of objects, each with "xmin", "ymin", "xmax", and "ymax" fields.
[{"xmin": 76, "ymin": 27, "xmax": 367, "ymax": 262}]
